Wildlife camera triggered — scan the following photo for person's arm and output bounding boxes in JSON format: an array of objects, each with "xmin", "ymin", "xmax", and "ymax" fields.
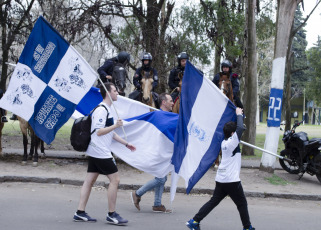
[
  {"xmin": 168, "ymin": 69, "xmax": 178, "ymax": 90},
  {"xmin": 113, "ymin": 133, "xmax": 136, "ymax": 151},
  {"xmin": 96, "ymin": 119, "xmax": 122, "ymax": 136},
  {"xmin": 133, "ymin": 69, "xmax": 141, "ymax": 89},
  {"xmin": 235, "ymin": 107, "xmax": 245, "ymax": 140},
  {"xmin": 97, "ymin": 61, "xmax": 112, "ymax": 82},
  {"xmin": 212, "ymin": 73, "xmax": 219, "ymax": 87},
  {"xmin": 231, "ymin": 73, "xmax": 240, "ymax": 98}
]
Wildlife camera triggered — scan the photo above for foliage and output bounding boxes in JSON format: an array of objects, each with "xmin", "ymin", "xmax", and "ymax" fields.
[
  {"xmin": 264, "ymin": 174, "xmax": 294, "ymax": 185},
  {"xmin": 306, "ymin": 37, "xmax": 321, "ymax": 105}
]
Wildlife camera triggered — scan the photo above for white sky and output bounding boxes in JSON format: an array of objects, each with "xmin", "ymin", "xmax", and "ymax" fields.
[{"xmin": 302, "ymin": 0, "xmax": 321, "ymax": 48}]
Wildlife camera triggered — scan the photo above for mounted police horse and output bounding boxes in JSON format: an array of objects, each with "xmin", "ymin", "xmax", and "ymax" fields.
[
  {"xmin": 172, "ymin": 71, "xmax": 184, "ymax": 114},
  {"xmin": 111, "ymin": 62, "xmax": 128, "ymax": 96},
  {"xmin": 129, "ymin": 70, "xmax": 158, "ymax": 109}
]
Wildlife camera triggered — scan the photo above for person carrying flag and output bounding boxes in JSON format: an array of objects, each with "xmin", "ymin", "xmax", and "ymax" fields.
[
  {"xmin": 186, "ymin": 107, "xmax": 255, "ymax": 230},
  {"xmin": 73, "ymin": 82, "xmax": 136, "ymax": 225}
]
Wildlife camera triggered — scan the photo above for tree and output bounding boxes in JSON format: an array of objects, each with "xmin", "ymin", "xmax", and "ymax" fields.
[
  {"xmin": 260, "ymin": 0, "xmax": 302, "ymax": 173},
  {"xmin": 306, "ymin": 37, "xmax": 321, "ymax": 105},
  {"xmin": 241, "ymin": 0, "xmax": 258, "ymax": 156},
  {"xmin": 0, "ymin": 0, "xmax": 36, "ymax": 91}
]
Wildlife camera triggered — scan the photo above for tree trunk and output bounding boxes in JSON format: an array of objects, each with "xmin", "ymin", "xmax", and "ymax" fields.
[
  {"xmin": 242, "ymin": 0, "xmax": 257, "ymax": 156},
  {"xmin": 260, "ymin": 0, "xmax": 300, "ymax": 173}
]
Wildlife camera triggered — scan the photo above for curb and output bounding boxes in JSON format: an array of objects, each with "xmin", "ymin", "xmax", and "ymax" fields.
[{"xmin": 1, "ymin": 175, "xmax": 320, "ymax": 201}]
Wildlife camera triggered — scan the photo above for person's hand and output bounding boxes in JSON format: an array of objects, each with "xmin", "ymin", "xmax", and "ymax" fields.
[
  {"xmin": 106, "ymin": 75, "xmax": 112, "ymax": 80},
  {"xmin": 236, "ymin": 107, "xmax": 243, "ymax": 115},
  {"xmin": 115, "ymin": 119, "xmax": 123, "ymax": 128},
  {"xmin": 176, "ymin": 87, "xmax": 180, "ymax": 92},
  {"xmin": 125, "ymin": 143, "xmax": 136, "ymax": 151}
]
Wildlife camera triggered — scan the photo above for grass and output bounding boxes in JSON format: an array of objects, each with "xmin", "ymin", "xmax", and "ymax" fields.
[
  {"xmin": 2, "ymin": 118, "xmax": 74, "ymax": 138},
  {"xmin": 264, "ymin": 174, "xmax": 294, "ymax": 185}
]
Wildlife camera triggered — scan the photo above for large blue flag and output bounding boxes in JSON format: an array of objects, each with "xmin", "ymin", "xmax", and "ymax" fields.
[
  {"xmin": 0, "ymin": 16, "xmax": 97, "ymax": 144},
  {"xmin": 171, "ymin": 61, "xmax": 236, "ymax": 195}
]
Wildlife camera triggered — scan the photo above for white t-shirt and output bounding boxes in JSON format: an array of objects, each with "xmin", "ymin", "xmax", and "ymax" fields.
[
  {"xmin": 86, "ymin": 103, "xmax": 114, "ymax": 159},
  {"xmin": 215, "ymin": 132, "xmax": 241, "ymax": 183}
]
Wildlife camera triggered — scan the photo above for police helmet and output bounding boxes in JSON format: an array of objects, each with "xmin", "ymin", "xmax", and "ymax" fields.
[{"xmin": 117, "ymin": 51, "xmax": 130, "ymax": 64}]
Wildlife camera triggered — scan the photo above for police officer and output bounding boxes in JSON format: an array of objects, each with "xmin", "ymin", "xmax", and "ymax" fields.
[
  {"xmin": 213, "ymin": 60, "xmax": 243, "ymax": 108},
  {"xmin": 97, "ymin": 51, "xmax": 130, "ymax": 84},
  {"xmin": 168, "ymin": 52, "xmax": 189, "ymax": 101},
  {"xmin": 133, "ymin": 52, "xmax": 158, "ymax": 90}
]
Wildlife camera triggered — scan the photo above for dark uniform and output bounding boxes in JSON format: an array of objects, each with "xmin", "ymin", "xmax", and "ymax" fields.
[{"xmin": 97, "ymin": 57, "xmax": 118, "ymax": 83}]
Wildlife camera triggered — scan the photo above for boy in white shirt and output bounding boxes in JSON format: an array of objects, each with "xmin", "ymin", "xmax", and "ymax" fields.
[{"xmin": 186, "ymin": 108, "xmax": 255, "ymax": 230}]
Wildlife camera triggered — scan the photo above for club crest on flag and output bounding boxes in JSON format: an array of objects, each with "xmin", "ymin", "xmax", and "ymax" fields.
[{"xmin": 0, "ymin": 16, "xmax": 97, "ymax": 144}]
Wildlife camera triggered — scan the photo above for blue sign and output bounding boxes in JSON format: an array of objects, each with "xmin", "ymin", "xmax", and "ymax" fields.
[{"xmin": 267, "ymin": 88, "xmax": 283, "ymax": 127}]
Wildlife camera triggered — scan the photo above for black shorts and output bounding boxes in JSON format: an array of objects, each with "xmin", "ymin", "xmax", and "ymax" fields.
[{"xmin": 87, "ymin": 156, "xmax": 118, "ymax": 175}]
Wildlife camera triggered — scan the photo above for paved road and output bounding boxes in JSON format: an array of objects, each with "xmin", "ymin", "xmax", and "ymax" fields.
[{"xmin": 1, "ymin": 183, "xmax": 320, "ymax": 230}]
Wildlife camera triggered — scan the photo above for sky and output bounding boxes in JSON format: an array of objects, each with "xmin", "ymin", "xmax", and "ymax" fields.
[{"xmin": 302, "ymin": 0, "xmax": 321, "ymax": 49}]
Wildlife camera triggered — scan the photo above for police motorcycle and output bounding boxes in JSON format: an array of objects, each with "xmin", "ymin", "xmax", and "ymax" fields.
[{"xmin": 279, "ymin": 120, "xmax": 321, "ymax": 183}]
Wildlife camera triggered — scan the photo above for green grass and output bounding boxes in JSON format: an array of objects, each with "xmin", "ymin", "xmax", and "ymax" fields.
[
  {"xmin": 2, "ymin": 118, "xmax": 74, "ymax": 138},
  {"xmin": 264, "ymin": 174, "xmax": 294, "ymax": 185}
]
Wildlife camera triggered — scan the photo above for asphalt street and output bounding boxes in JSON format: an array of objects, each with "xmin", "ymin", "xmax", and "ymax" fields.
[{"xmin": 1, "ymin": 182, "xmax": 320, "ymax": 230}]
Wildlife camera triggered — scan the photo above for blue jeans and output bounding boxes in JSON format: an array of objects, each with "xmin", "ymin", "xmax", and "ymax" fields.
[{"xmin": 136, "ymin": 176, "xmax": 167, "ymax": 206}]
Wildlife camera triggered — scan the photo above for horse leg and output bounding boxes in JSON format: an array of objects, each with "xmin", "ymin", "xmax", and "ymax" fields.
[
  {"xmin": 29, "ymin": 131, "xmax": 34, "ymax": 161},
  {"xmin": 32, "ymin": 133, "xmax": 39, "ymax": 167},
  {"xmin": 40, "ymin": 140, "xmax": 46, "ymax": 159},
  {"xmin": 21, "ymin": 134, "xmax": 28, "ymax": 165},
  {"xmin": 0, "ymin": 122, "xmax": 3, "ymax": 156}
]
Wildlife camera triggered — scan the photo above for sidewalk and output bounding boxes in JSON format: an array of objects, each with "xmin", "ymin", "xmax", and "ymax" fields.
[{"xmin": 1, "ymin": 148, "xmax": 320, "ymax": 201}]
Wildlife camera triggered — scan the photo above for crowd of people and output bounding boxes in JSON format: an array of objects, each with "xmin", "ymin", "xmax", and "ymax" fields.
[{"xmin": 71, "ymin": 51, "xmax": 254, "ymax": 230}]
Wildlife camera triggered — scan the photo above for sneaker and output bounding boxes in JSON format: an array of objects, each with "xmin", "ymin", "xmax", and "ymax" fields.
[
  {"xmin": 106, "ymin": 212, "xmax": 128, "ymax": 225},
  {"xmin": 243, "ymin": 226, "xmax": 255, "ymax": 230},
  {"xmin": 130, "ymin": 191, "xmax": 141, "ymax": 211},
  {"xmin": 186, "ymin": 219, "xmax": 200, "ymax": 230},
  {"xmin": 73, "ymin": 212, "xmax": 97, "ymax": 222},
  {"xmin": 152, "ymin": 205, "xmax": 172, "ymax": 213},
  {"xmin": 1, "ymin": 116, "xmax": 8, "ymax": 123}
]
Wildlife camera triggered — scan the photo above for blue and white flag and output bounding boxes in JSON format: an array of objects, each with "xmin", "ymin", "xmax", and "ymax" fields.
[
  {"xmin": 0, "ymin": 16, "xmax": 97, "ymax": 144},
  {"xmin": 171, "ymin": 61, "xmax": 236, "ymax": 196},
  {"xmin": 111, "ymin": 111, "xmax": 178, "ymax": 178},
  {"xmin": 73, "ymin": 87, "xmax": 153, "ymax": 120}
]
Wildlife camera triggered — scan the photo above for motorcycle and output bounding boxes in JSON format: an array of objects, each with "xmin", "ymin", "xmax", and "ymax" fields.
[{"xmin": 279, "ymin": 120, "xmax": 321, "ymax": 184}]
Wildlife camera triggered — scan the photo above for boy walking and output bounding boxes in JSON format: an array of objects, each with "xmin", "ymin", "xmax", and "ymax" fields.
[
  {"xmin": 186, "ymin": 108, "xmax": 255, "ymax": 230},
  {"xmin": 73, "ymin": 82, "xmax": 136, "ymax": 225}
]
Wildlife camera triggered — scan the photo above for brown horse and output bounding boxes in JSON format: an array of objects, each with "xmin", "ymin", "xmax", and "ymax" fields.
[
  {"xmin": 18, "ymin": 117, "xmax": 45, "ymax": 166},
  {"xmin": 140, "ymin": 70, "xmax": 156, "ymax": 109},
  {"xmin": 172, "ymin": 71, "xmax": 184, "ymax": 114},
  {"xmin": 214, "ymin": 73, "xmax": 234, "ymax": 168},
  {"xmin": 218, "ymin": 72, "xmax": 234, "ymax": 102}
]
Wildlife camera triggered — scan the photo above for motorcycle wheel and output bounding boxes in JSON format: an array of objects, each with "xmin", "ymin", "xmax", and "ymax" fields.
[
  {"xmin": 279, "ymin": 151, "xmax": 300, "ymax": 174},
  {"xmin": 314, "ymin": 154, "xmax": 321, "ymax": 184}
]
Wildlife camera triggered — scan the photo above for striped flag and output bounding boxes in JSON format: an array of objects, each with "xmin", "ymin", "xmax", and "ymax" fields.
[{"xmin": 171, "ymin": 61, "xmax": 236, "ymax": 198}]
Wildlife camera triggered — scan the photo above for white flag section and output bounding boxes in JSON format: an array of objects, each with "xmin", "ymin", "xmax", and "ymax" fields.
[
  {"xmin": 171, "ymin": 61, "xmax": 236, "ymax": 201},
  {"xmin": 111, "ymin": 111, "xmax": 178, "ymax": 178},
  {"xmin": 0, "ymin": 16, "xmax": 97, "ymax": 144},
  {"xmin": 73, "ymin": 86, "xmax": 154, "ymax": 119}
]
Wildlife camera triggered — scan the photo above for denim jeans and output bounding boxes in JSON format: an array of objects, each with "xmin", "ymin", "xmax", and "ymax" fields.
[{"xmin": 136, "ymin": 176, "xmax": 167, "ymax": 206}]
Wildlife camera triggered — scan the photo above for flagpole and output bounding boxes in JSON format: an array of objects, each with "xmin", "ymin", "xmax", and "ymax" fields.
[
  {"xmin": 240, "ymin": 140, "xmax": 291, "ymax": 162},
  {"xmin": 97, "ymin": 77, "xmax": 128, "ymax": 140}
]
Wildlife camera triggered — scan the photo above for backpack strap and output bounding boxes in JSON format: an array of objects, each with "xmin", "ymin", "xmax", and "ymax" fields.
[{"xmin": 90, "ymin": 104, "xmax": 110, "ymax": 135}]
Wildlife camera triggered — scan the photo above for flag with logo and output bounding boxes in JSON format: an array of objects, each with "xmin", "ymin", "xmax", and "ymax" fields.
[
  {"xmin": 171, "ymin": 61, "xmax": 236, "ymax": 199},
  {"xmin": 0, "ymin": 16, "xmax": 97, "ymax": 144}
]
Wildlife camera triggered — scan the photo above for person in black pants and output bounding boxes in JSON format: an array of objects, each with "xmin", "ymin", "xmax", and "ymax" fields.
[{"xmin": 186, "ymin": 108, "xmax": 255, "ymax": 230}]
